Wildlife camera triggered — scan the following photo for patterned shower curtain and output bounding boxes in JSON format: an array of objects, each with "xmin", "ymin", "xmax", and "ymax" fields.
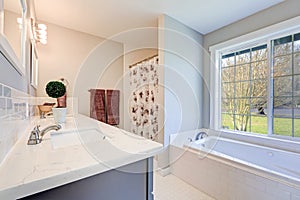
[{"xmin": 129, "ymin": 56, "xmax": 159, "ymax": 141}]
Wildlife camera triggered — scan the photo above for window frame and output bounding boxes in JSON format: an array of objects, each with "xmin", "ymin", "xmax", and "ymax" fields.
[{"xmin": 209, "ymin": 16, "xmax": 300, "ymax": 141}]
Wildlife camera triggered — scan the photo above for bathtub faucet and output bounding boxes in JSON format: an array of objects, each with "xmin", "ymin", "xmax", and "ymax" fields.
[{"xmin": 195, "ymin": 132, "xmax": 208, "ymax": 141}]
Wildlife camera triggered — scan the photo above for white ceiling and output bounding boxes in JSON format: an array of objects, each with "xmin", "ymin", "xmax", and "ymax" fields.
[{"xmin": 5, "ymin": 0, "xmax": 284, "ymax": 39}]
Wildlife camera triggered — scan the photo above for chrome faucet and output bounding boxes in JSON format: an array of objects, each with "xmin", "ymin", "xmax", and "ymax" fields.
[
  {"xmin": 195, "ymin": 132, "xmax": 208, "ymax": 141},
  {"xmin": 27, "ymin": 124, "xmax": 62, "ymax": 145}
]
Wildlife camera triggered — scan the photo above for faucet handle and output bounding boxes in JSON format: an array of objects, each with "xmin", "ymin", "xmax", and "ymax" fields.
[
  {"xmin": 195, "ymin": 132, "xmax": 208, "ymax": 140},
  {"xmin": 33, "ymin": 125, "xmax": 40, "ymax": 131},
  {"xmin": 28, "ymin": 125, "xmax": 41, "ymax": 145}
]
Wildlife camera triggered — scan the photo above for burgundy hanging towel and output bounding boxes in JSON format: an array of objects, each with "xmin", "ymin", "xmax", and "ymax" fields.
[
  {"xmin": 106, "ymin": 90, "xmax": 120, "ymax": 125},
  {"xmin": 89, "ymin": 89, "xmax": 106, "ymax": 123}
]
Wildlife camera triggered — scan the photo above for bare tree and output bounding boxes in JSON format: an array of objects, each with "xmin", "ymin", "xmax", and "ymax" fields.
[
  {"xmin": 222, "ymin": 47, "xmax": 268, "ymax": 131},
  {"xmin": 222, "ymin": 41, "xmax": 298, "ymax": 131}
]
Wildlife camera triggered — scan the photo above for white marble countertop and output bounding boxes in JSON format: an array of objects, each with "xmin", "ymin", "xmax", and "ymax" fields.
[{"xmin": 0, "ymin": 115, "xmax": 163, "ymax": 199}]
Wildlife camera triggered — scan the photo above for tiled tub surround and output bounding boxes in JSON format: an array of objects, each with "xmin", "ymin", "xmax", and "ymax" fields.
[
  {"xmin": 0, "ymin": 114, "xmax": 162, "ymax": 199},
  {"xmin": 170, "ymin": 130, "xmax": 300, "ymax": 200},
  {"xmin": 0, "ymin": 83, "xmax": 33, "ymax": 164}
]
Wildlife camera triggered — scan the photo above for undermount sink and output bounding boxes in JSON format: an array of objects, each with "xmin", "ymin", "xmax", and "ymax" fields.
[{"xmin": 50, "ymin": 128, "xmax": 110, "ymax": 149}]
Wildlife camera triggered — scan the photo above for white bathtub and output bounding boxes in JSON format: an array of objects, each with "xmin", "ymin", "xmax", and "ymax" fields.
[
  {"xmin": 188, "ymin": 136, "xmax": 300, "ymax": 185},
  {"xmin": 169, "ymin": 130, "xmax": 300, "ymax": 200}
]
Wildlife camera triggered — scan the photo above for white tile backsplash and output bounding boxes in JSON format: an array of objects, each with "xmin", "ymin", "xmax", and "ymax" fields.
[
  {"xmin": 0, "ymin": 83, "xmax": 31, "ymax": 164},
  {"xmin": 3, "ymin": 86, "xmax": 11, "ymax": 97},
  {"xmin": 0, "ymin": 98, "xmax": 8, "ymax": 118}
]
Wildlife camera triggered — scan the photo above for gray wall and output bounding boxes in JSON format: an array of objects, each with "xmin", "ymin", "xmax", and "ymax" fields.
[
  {"xmin": 158, "ymin": 15, "xmax": 203, "ymax": 168},
  {"xmin": 202, "ymin": 0, "xmax": 300, "ymax": 128},
  {"xmin": 161, "ymin": 15, "xmax": 204, "ymax": 144}
]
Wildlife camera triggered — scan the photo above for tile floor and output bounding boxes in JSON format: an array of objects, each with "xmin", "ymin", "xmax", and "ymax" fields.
[{"xmin": 153, "ymin": 172, "xmax": 215, "ymax": 200}]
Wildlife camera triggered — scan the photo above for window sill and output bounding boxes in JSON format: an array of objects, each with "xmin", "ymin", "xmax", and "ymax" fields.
[{"xmin": 213, "ymin": 129, "xmax": 300, "ymax": 154}]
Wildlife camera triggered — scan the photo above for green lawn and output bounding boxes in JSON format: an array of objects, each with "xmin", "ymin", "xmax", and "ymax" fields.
[{"xmin": 222, "ymin": 114, "xmax": 300, "ymax": 137}]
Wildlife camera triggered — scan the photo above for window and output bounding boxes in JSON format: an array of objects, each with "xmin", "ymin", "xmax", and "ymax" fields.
[
  {"xmin": 221, "ymin": 45, "xmax": 268, "ymax": 134},
  {"xmin": 217, "ymin": 30, "xmax": 300, "ymax": 138},
  {"xmin": 272, "ymin": 33, "xmax": 300, "ymax": 137}
]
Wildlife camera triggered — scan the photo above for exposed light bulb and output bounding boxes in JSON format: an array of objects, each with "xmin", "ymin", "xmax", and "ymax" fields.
[
  {"xmin": 17, "ymin": 17, "xmax": 23, "ymax": 24},
  {"xmin": 17, "ymin": 18, "xmax": 23, "ymax": 29},
  {"xmin": 38, "ymin": 35, "xmax": 47, "ymax": 40},
  {"xmin": 39, "ymin": 39, "xmax": 47, "ymax": 45},
  {"xmin": 36, "ymin": 29, "xmax": 47, "ymax": 36},
  {"xmin": 37, "ymin": 23, "xmax": 47, "ymax": 30}
]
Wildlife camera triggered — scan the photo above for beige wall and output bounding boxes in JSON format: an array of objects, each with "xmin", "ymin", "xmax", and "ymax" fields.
[
  {"xmin": 96, "ymin": 46, "xmax": 124, "ymax": 128},
  {"xmin": 37, "ymin": 21, "xmax": 125, "ymax": 128},
  {"xmin": 36, "ymin": 22, "xmax": 102, "ymax": 97},
  {"xmin": 72, "ymin": 38, "xmax": 124, "ymax": 127}
]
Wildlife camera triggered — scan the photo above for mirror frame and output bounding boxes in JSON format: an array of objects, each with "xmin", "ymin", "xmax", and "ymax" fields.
[
  {"xmin": 0, "ymin": 0, "xmax": 27, "ymax": 76},
  {"xmin": 30, "ymin": 40, "xmax": 38, "ymax": 89}
]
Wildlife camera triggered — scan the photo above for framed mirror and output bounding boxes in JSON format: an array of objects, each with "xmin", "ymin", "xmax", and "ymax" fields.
[{"xmin": 0, "ymin": 0, "xmax": 26, "ymax": 75}]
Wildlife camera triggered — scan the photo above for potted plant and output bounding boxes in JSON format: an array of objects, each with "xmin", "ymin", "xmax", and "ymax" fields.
[{"xmin": 46, "ymin": 80, "xmax": 67, "ymax": 123}]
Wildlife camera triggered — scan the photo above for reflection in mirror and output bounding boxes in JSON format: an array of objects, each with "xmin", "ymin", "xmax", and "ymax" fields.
[
  {"xmin": 4, "ymin": 0, "xmax": 22, "ymax": 60},
  {"xmin": 0, "ymin": 0, "xmax": 26, "ymax": 75}
]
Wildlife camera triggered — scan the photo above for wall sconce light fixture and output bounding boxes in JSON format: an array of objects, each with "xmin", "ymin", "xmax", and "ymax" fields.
[
  {"xmin": 18, "ymin": 18, "xmax": 48, "ymax": 45},
  {"xmin": 33, "ymin": 20, "xmax": 47, "ymax": 45}
]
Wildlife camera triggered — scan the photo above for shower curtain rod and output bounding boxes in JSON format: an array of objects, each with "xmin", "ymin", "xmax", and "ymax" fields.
[{"xmin": 129, "ymin": 54, "xmax": 158, "ymax": 68}]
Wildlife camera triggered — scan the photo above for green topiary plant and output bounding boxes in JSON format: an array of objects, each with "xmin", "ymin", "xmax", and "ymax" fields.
[
  {"xmin": 46, "ymin": 81, "xmax": 66, "ymax": 98},
  {"xmin": 45, "ymin": 81, "xmax": 66, "ymax": 108}
]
